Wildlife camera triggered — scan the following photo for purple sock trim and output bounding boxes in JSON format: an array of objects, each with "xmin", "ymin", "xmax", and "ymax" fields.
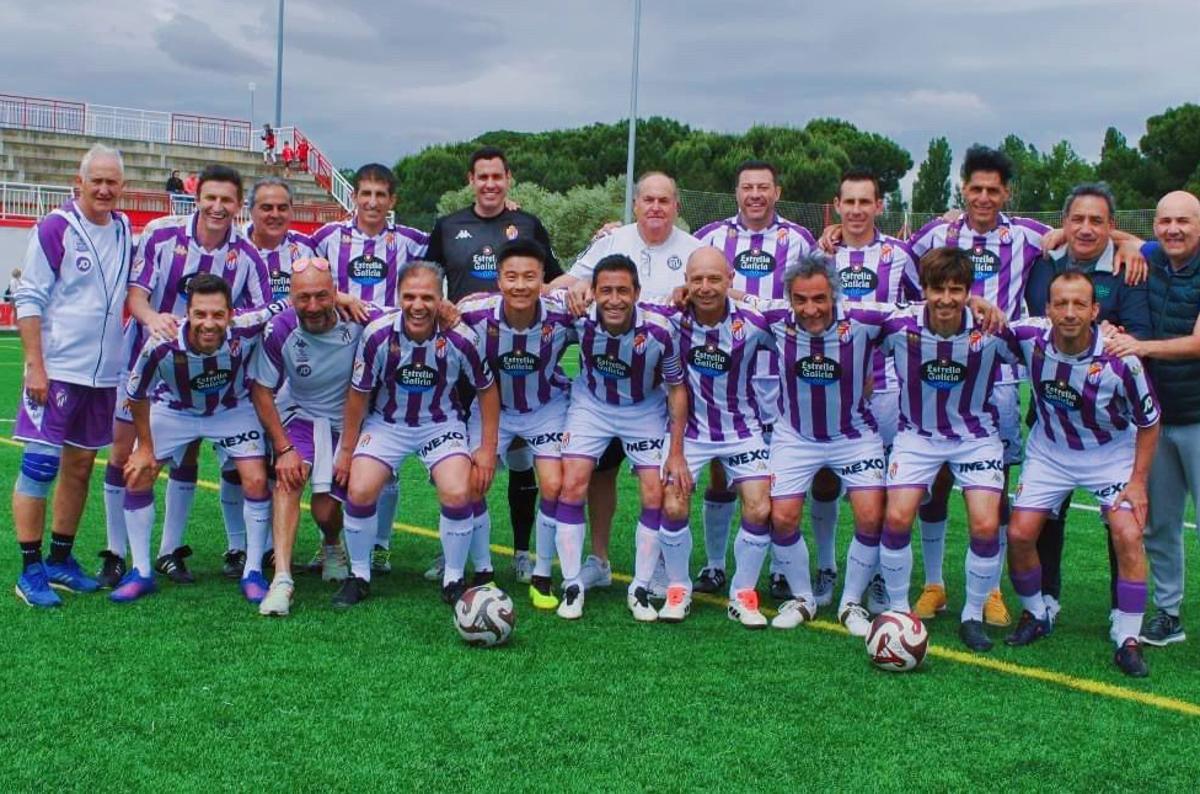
[
  {"xmin": 661, "ymin": 515, "xmax": 689, "ymax": 532},
  {"xmin": 539, "ymin": 498, "xmax": 558, "ymax": 518},
  {"xmin": 556, "ymin": 499, "xmax": 585, "ymax": 525},
  {"xmin": 704, "ymin": 488, "xmax": 736, "ymax": 503},
  {"xmin": 854, "ymin": 529, "xmax": 881, "ymax": 547},
  {"xmin": 880, "ymin": 526, "xmax": 911, "ymax": 550},
  {"xmin": 773, "ymin": 532, "xmax": 800, "ymax": 547},
  {"xmin": 969, "ymin": 536, "xmax": 1001, "ymax": 558},
  {"xmin": 169, "ymin": 465, "xmax": 198, "ymax": 483},
  {"xmin": 104, "ymin": 463, "xmax": 125, "ymax": 487},
  {"xmin": 345, "ymin": 500, "xmax": 376, "ymax": 519},
  {"xmin": 124, "ymin": 490, "xmax": 153, "ymax": 510},
  {"xmin": 918, "ymin": 499, "xmax": 948, "ymax": 523},
  {"xmin": 472, "ymin": 500, "xmax": 487, "ymax": 517},
  {"xmin": 1010, "ymin": 566, "xmax": 1042, "ymax": 597},
  {"xmin": 245, "ymin": 493, "xmax": 271, "ymax": 504},
  {"xmin": 1116, "ymin": 579, "xmax": 1147, "ymax": 613},
  {"xmin": 220, "ymin": 469, "xmax": 242, "ymax": 485},
  {"xmin": 441, "ymin": 503, "xmax": 473, "ymax": 521},
  {"xmin": 638, "ymin": 507, "xmax": 661, "ymax": 529},
  {"xmin": 741, "ymin": 519, "xmax": 770, "ymax": 536}
]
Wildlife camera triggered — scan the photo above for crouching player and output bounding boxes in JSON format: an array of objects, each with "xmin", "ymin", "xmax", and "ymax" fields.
[
  {"xmin": 458, "ymin": 239, "xmax": 576, "ymax": 610},
  {"xmin": 120, "ymin": 275, "xmax": 281, "ymax": 603},
  {"xmin": 557, "ymin": 254, "xmax": 690, "ymax": 621},
  {"xmin": 655, "ymin": 248, "xmax": 776, "ymax": 626},
  {"xmin": 1004, "ymin": 271, "xmax": 1159, "ymax": 677},
  {"xmin": 877, "ymin": 247, "xmax": 1018, "ymax": 652},
  {"xmin": 336, "ymin": 261, "xmax": 499, "ymax": 607},
  {"xmin": 250, "ymin": 258, "xmax": 376, "ymax": 615},
  {"xmin": 743, "ymin": 253, "xmax": 888, "ymax": 635}
]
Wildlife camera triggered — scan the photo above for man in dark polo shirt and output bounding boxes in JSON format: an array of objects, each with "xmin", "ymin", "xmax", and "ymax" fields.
[
  {"xmin": 1025, "ymin": 182, "xmax": 1149, "ymax": 624},
  {"xmin": 424, "ymin": 146, "xmax": 562, "ymax": 583},
  {"xmin": 1106, "ymin": 190, "xmax": 1200, "ymax": 647}
]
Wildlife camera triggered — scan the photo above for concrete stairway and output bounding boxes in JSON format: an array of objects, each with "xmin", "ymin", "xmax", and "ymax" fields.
[{"xmin": 0, "ymin": 127, "xmax": 337, "ymax": 206}]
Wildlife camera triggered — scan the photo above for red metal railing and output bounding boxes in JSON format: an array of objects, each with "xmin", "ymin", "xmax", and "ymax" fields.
[{"xmin": 0, "ymin": 93, "xmax": 85, "ymax": 134}]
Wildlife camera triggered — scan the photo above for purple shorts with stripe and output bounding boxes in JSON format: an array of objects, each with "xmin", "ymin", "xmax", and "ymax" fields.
[
  {"xmin": 283, "ymin": 416, "xmax": 346, "ymax": 501},
  {"xmin": 14, "ymin": 380, "xmax": 115, "ymax": 449}
]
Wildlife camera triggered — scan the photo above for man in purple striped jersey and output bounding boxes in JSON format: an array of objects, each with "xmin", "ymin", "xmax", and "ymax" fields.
[
  {"xmin": 457, "ymin": 239, "xmax": 576, "ymax": 615},
  {"xmin": 311, "ymin": 163, "xmax": 429, "ymax": 576},
  {"xmin": 691, "ymin": 160, "xmax": 817, "ymax": 600},
  {"xmin": 557, "ymin": 254, "xmax": 690, "ymax": 622},
  {"xmin": 119, "ymin": 275, "xmax": 282, "ymax": 604},
  {"xmin": 655, "ymin": 248, "xmax": 775, "ymax": 626},
  {"xmin": 742, "ymin": 254, "xmax": 890, "ymax": 636},
  {"xmin": 1003, "ymin": 271, "xmax": 1159, "ymax": 677},
  {"xmin": 336, "ymin": 261, "xmax": 499, "ymax": 608},
  {"xmin": 103, "ymin": 164, "xmax": 273, "ymax": 590},
  {"xmin": 877, "ymin": 247, "xmax": 1022, "ymax": 652},
  {"xmin": 246, "ymin": 177, "xmax": 314, "ymax": 302}
]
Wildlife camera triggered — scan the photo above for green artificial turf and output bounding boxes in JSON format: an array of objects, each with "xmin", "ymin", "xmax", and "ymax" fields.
[{"xmin": 0, "ymin": 333, "xmax": 1198, "ymax": 791}]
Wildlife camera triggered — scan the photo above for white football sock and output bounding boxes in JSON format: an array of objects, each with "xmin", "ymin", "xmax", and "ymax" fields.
[
  {"xmin": 242, "ymin": 495, "xmax": 272, "ymax": 576},
  {"xmin": 534, "ymin": 499, "xmax": 557, "ymax": 578},
  {"xmin": 376, "ymin": 480, "xmax": 399, "ymax": 548},
  {"xmin": 809, "ymin": 495, "xmax": 840, "ymax": 572},
  {"xmin": 220, "ymin": 478, "xmax": 246, "ymax": 552}
]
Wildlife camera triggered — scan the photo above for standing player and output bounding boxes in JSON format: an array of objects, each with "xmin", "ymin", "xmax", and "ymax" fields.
[
  {"xmin": 102, "ymin": 164, "xmax": 272, "ymax": 588},
  {"xmin": 311, "ymin": 164, "xmax": 428, "ymax": 575},
  {"xmin": 876, "ymin": 247, "xmax": 1020, "ymax": 652},
  {"xmin": 556, "ymin": 254, "xmax": 690, "ymax": 621},
  {"xmin": 551, "ymin": 172, "xmax": 700, "ymax": 593},
  {"xmin": 424, "ymin": 146, "xmax": 563, "ymax": 584},
  {"xmin": 246, "ymin": 177, "xmax": 314, "ymax": 301},
  {"xmin": 457, "ymin": 239, "xmax": 575, "ymax": 609},
  {"xmin": 336, "ymin": 261, "xmax": 499, "ymax": 607},
  {"xmin": 740, "ymin": 254, "xmax": 890, "ymax": 636},
  {"xmin": 655, "ymin": 248, "xmax": 775, "ymax": 626},
  {"xmin": 692, "ymin": 160, "xmax": 816, "ymax": 598},
  {"xmin": 11, "ymin": 144, "xmax": 132, "ymax": 606},
  {"xmin": 119, "ymin": 275, "xmax": 281, "ymax": 603},
  {"xmin": 1003, "ymin": 271, "xmax": 1159, "ymax": 677},
  {"xmin": 250, "ymin": 259, "xmax": 372, "ymax": 615}
]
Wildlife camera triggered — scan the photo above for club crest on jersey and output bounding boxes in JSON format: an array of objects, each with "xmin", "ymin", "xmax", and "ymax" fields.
[
  {"xmin": 1087, "ymin": 361, "xmax": 1105, "ymax": 384},
  {"xmin": 889, "ymin": 460, "xmax": 899, "ymax": 479},
  {"xmin": 837, "ymin": 321, "xmax": 852, "ymax": 343},
  {"xmin": 998, "ymin": 226, "xmax": 1011, "ymax": 243},
  {"xmin": 880, "ymin": 244, "xmax": 893, "ymax": 264},
  {"xmin": 920, "ymin": 358, "xmax": 967, "ymax": 390},
  {"xmin": 776, "ymin": 227, "xmax": 788, "ymax": 244},
  {"xmin": 667, "ymin": 255, "xmax": 683, "ymax": 271},
  {"xmin": 633, "ymin": 333, "xmax": 647, "ymax": 354},
  {"xmin": 353, "ymin": 358, "xmax": 365, "ymax": 381},
  {"xmin": 435, "ymin": 337, "xmax": 448, "ymax": 359},
  {"xmin": 288, "ymin": 242, "xmax": 300, "ymax": 257},
  {"xmin": 725, "ymin": 226, "xmax": 737, "ymax": 238},
  {"xmin": 968, "ymin": 330, "xmax": 983, "ymax": 352},
  {"xmin": 225, "ymin": 250, "xmax": 239, "ymax": 269},
  {"xmin": 561, "ymin": 431, "xmax": 571, "ymax": 447},
  {"xmin": 358, "ymin": 433, "xmax": 372, "ymax": 448},
  {"xmin": 731, "ymin": 319, "xmax": 745, "ymax": 341},
  {"xmin": 505, "ymin": 224, "xmax": 519, "ymax": 241},
  {"xmin": 540, "ymin": 323, "xmax": 554, "ymax": 339},
  {"xmin": 229, "ymin": 338, "xmax": 241, "ymax": 356},
  {"xmin": 385, "ymin": 232, "xmax": 396, "ymax": 250}
]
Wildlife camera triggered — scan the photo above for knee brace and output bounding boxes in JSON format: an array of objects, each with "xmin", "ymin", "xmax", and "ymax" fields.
[{"xmin": 16, "ymin": 443, "xmax": 61, "ymax": 498}]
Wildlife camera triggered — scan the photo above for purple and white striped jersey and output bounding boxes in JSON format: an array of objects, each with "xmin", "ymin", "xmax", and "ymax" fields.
[
  {"xmin": 572, "ymin": 303, "xmax": 683, "ymax": 408},
  {"xmin": 458, "ymin": 294, "xmax": 576, "ymax": 413},
  {"xmin": 652, "ymin": 299, "xmax": 773, "ymax": 441},
  {"xmin": 755, "ymin": 298, "xmax": 890, "ymax": 441},
  {"xmin": 126, "ymin": 214, "xmax": 272, "ymax": 369},
  {"xmin": 694, "ymin": 214, "xmax": 816, "ymax": 299},
  {"xmin": 876, "ymin": 304, "xmax": 1021, "ymax": 440},
  {"xmin": 835, "ymin": 231, "xmax": 922, "ymax": 392},
  {"xmin": 247, "ymin": 226, "xmax": 315, "ymax": 301},
  {"xmin": 350, "ymin": 313, "xmax": 492, "ymax": 427},
  {"xmin": 310, "ymin": 219, "xmax": 428, "ymax": 307},
  {"xmin": 126, "ymin": 304, "xmax": 278, "ymax": 417},
  {"xmin": 251, "ymin": 306, "xmax": 383, "ymax": 428},
  {"xmin": 1010, "ymin": 318, "xmax": 1159, "ymax": 450}
]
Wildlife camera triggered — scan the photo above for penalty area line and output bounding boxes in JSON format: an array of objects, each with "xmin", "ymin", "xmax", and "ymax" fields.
[{"xmin": 1, "ymin": 436, "xmax": 1197, "ymax": 718}]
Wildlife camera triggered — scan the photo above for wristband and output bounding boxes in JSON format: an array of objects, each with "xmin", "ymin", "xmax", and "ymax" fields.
[{"xmin": 277, "ymin": 445, "xmax": 296, "ymax": 457}]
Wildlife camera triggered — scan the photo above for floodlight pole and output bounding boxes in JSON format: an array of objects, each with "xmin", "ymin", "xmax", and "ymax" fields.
[
  {"xmin": 622, "ymin": 0, "xmax": 642, "ymax": 224},
  {"xmin": 274, "ymin": 0, "xmax": 285, "ymax": 126}
]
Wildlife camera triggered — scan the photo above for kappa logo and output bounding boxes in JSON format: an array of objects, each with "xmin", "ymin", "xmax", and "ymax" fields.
[
  {"xmin": 53, "ymin": 388, "xmax": 68, "ymax": 409},
  {"xmin": 174, "ymin": 244, "xmax": 188, "ymax": 257},
  {"xmin": 219, "ymin": 430, "xmax": 262, "ymax": 448},
  {"xmin": 340, "ymin": 326, "xmax": 354, "ymax": 344},
  {"xmin": 420, "ymin": 430, "xmax": 466, "ymax": 457},
  {"xmin": 455, "ymin": 229, "xmax": 473, "ymax": 240},
  {"xmin": 725, "ymin": 448, "xmax": 768, "ymax": 467}
]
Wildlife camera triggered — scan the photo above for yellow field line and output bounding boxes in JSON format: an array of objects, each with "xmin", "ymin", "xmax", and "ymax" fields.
[{"xmin": 4, "ymin": 436, "xmax": 1198, "ymax": 718}]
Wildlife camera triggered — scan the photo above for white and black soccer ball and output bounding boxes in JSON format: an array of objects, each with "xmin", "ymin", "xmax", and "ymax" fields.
[
  {"xmin": 865, "ymin": 610, "xmax": 929, "ymax": 672},
  {"xmin": 454, "ymin": 586, "xmax": 516, "ymax": 648}
]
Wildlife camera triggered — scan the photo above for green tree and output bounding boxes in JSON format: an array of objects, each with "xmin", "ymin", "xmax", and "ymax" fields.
[
  {"xmin": 911, "ymin": 137, "xmax": 952, "ymax": 213},
  {"xmin": 1140, "ymin": 103, "xmax": 1200, "ymax": 194}
]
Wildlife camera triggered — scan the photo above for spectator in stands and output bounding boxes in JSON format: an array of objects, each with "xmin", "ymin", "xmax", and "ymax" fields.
[
  {"xmin": 183, "ymin": 172, "xmax": 198, "ymax": 195},
  {"xmin": 296, "ymin": 139, "xmax": 309, "ymax": 173},
  {"xmin": 165, "ymin": 170, "xmax": 184, "ymax": 194},
  {"xmin": 4, "ymin": 268, "xmax": 21, "ymax": 303},
  {"xmin": 262, "ymin": 124, "xmax": 277, "ymax": 165},
  {"xmin": 281, "ymin": 142, "xmax": 295, "ymax": 176}
]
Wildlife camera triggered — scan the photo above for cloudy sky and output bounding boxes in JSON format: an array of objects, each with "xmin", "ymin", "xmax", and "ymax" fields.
[{"xmin": 3, "ymin": 0, "xmax": 1198, "ymax": 194}]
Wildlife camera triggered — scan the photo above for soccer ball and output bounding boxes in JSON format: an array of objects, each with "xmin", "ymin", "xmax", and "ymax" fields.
[
  {"xmin": 454, "ymin": 586, "xmax": 516, "ymax": 648},
  {"xmin": 865, "ymin": 611, "xmax": 929, "ymax": 671}
]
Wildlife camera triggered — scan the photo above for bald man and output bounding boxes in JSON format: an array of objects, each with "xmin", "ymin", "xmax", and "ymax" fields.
[
  {"xmin": 1106, "ymin": 190, "xmax": 1200, "ymax": 646},
  {"xmin": 248, "ymin": 259, "xmax": 381, "ymax": 616}
]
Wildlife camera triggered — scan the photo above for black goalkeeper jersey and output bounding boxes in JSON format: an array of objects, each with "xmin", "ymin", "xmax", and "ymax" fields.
[{"xmin": 425, "ymin": 206, "xmax": 562, "ymax": 302}]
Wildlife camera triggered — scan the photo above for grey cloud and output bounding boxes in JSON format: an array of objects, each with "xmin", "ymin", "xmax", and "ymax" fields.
[{"xmin": 153, "ymin": 12, "xmax": 270, "ymax": 75}]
